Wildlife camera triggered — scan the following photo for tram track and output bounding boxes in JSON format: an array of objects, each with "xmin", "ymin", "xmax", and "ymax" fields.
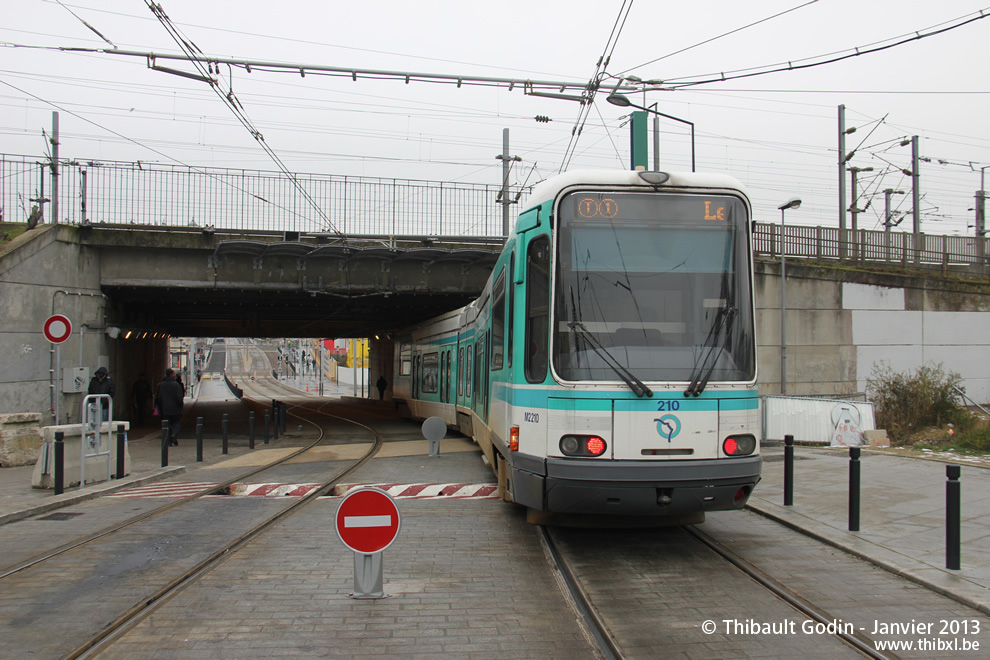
[
  {"xmin": 68, "ymin": 398, "xmax": 385, "ymax": 659},
  {"xmin": 0, "ymin": 371, "xmax": 323, "ymax": 581},
  {"xmin": 542, "ymin": 517, "xmax": 908, "ymax": 660},
  {"xmin": 0, "ymin": 341, "xmax": 390, "ymax": 658}
]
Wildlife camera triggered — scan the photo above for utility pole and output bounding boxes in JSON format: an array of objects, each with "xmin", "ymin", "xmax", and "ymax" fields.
[
  {"xmin": 838, "ymin": 105, "xmax": 848, "ymax": 258},
  {"xmin": 50, "ymin": 111, "xmax": 59, "ymax": 225},
  {"xmin": 911, "ymin": 135, "xmax": 921, "ymax": 262},
  {"xmin": 496, "ymin": 128, "xmax": 520, "ymax": 237},
  {"xmin": 884, "ymin": 189, "xmax": 904, "ymax": 231},
  {"xmin": 849, "ymin": 166, "xmax": 873, "ymax": 260}
]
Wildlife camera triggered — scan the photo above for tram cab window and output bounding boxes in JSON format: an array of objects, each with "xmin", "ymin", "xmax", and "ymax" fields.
[
  {"xmin": 507, "ymin": 253, "xmax": 515, "ymax": 368},
  {"xmin": 491, "ymin": 269, "xmax": 506, "ymax": 370},
  {"xmin": 553, "ymin": 191, "xmax": 754, "ymax": 383},
  {"xmin": 525, "ymin": 236, "xmax": 550, "ymax": 383}
]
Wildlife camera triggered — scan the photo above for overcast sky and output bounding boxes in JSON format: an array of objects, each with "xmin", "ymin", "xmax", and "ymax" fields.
[{"xmin": 2, "ymin": 0, "xmax": 989, "ymax": 234}]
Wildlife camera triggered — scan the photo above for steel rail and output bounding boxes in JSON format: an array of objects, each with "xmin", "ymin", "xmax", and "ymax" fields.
[
  {"xmin": 0, "ymin": 374, "xmax": 323, "ymax": 580},
  {"xmin": 540, "ymin": 526, "xmax": 623, "ymax": 660},
  {"xmin": 684, "ymin": 525, "xmax": 899, "ymax": 660},
  {"xmin": 66, "ymin": 402, "xmax": 385, "ymax": 659}
]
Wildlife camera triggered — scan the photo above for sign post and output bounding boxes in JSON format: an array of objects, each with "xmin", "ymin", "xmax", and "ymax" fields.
[
  {"xmin": 335, "ymin": 487, "xmax": 400, "ymax": 599},
  {"xmin": 44, "ymin": 315, "xmax": 72, "ymax": 424},
  {"xmin": 422, "ymin": 416, "xmax": 446, "ymax": 457}
]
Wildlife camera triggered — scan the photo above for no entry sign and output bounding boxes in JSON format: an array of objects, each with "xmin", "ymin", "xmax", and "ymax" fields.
[
  {"xmin": 335, "ymin": 487, "xmax": 400, "ymax": 554},
  {"xmin": 44, "ymin": 314, "xmax": 72, "ymax": 344}
]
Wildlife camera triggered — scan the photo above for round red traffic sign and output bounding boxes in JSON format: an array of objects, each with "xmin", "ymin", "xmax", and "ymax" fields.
[
  {"xmin": 43, "ymin": 314, "xmax": 72, "ymax": 344},
  {"xmin": 335, "ymin": 487, "xmax": 400, "ymax": 554}
]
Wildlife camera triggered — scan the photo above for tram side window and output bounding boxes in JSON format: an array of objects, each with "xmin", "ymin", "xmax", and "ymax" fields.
[
  {"xmin": 457, "ymin": 347, "xmax": 464, "ymax": 396},
  {"xmin": 422, "ymin": 352, "xmax": 439, "ymax": 394},
  {"xmin": 466, "ymin": 347, "xmax": 473, "ymax": 398},
  {"xmin": 491, "ymin": 268, "xmax": 506, "ymax": 370},
  {"xmin": 525, "ymin": 236, "xmax": 550, "ymax": 383}
]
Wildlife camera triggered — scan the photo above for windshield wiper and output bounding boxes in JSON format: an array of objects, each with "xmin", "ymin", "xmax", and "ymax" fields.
[
  {"xmin": 568, "ymin": 320, "xmax": 653, "ymax": 398},
  {"xmin": 685, "ymin": 304, "xmax": 736, "ymax": 397}
]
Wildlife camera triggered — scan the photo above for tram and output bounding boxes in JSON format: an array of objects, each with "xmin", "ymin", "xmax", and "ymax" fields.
[{"xmin": 392, "ymin": 169, "xmax": 761, "ymax": 523}]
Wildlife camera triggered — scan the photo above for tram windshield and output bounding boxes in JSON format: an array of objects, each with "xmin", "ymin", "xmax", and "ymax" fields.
[{"xmin": 553, "ymin": 190, "xmax": 755, "ymax": 384}]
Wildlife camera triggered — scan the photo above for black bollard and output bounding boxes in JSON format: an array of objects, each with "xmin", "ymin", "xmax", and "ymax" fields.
[
  {"xmin": 264, "ymin": 410, "xmax": 271, "ymax": 445},
  {"xmin": 196, "ymin": 417, "xmax": 204, "ymax": 462},
  {"xmin": 115, "ymin": 424, "xmax": 126, "ymax": 479},
  {"xmin": 54, "ymin": 431, "xmax": 65, "ymax": 496},
  {"xmin": 848, "ymin": 446, "xmax": 861, "ymax": 532},
  {"xmin": 222, "ymin": 413, "xmax": 229, "ymax": 455},
  {"xmin": 946, "ymin": 464, "xmax": 961, "ymax": 570},
  {"xmin": 161, "ymin": 420, "xmax": 170, "ymax": 467},
  {"xmin": 273, "ymin": 404, "xmax": 280, "ymax": 441},
  {"xmin": 783, "ymin": 434, "xmax": 794, "ymax": 506},
  {"xmin": 249, "ymin": 410, "xmax": 256, "ymax": 449},
  {"xmin": 280, "ymin": 401, "xmax": 287, "ymax": 434}
]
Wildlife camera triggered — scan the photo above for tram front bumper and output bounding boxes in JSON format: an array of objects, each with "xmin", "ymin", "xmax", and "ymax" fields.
[{"xmin": 510, "ymin": 453, "xmax": 762, "ymax": 516}]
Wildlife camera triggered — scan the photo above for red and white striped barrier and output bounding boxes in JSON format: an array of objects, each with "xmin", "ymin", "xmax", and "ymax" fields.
[
  {"xmin": 110, "ymin": 481, "xmax": 499, "ymax": 500},
  {"xmin": 110, "ymin": 482, "xmax": 219, "ymax": 498},
  {"xmin": 335, "ymin": 483, "xmax": 498, "ymax": 499}
]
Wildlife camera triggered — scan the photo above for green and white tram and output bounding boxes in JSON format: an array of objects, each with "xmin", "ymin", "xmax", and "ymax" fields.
[{"xmin": 393, "ymin": 169, "xmax": 760, "ymax": 523}]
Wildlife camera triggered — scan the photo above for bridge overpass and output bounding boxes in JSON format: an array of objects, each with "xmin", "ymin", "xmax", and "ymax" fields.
[{"xmin": 3, "ymin": 153, "xmax": 990, "ymax": 426}]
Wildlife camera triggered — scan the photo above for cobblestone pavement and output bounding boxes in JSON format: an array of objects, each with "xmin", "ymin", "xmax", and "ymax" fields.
[{"xmin": 2, "ymin": 393, "xmax": 989, "ymax": 657}]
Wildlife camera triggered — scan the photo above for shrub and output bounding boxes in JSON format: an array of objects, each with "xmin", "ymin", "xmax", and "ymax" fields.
[{"xmin": 866, "ymin": 362, "xmax": 963, "ymax": 442}]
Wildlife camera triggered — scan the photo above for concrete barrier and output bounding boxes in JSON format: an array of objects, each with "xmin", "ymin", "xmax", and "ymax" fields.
[
  {"xmin": 0, "ymin": 412, "xmax": 44, "ymax": 467},
  {"xmin": 31, "ymin": 422, "xmax": 131, "ymax": 489}
]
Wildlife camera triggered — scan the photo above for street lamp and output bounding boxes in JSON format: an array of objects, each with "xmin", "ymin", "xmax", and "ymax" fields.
[
  {"xmin": 606, "ymin": 92, "xmax": 696, "ymax": 172},
  {"xmin": 778, "ymin": 197, "xmax": 802, "ymax": 395}
]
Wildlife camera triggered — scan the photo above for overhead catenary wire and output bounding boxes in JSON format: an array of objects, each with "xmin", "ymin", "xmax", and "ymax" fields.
[
  {"xmin": 655, "ymin": 8, "xmax": 990, "ymax": 89},
  {"xmin": 143, "ymin": 0, "xmax": 340, "ymax": 235},
  {"xmin": 617, "ymin": 0, "xmax": 820, "ymax": 77},
  {"xmin": 558, "ymin": 0, "xmax": 635, "ymax": 173}
]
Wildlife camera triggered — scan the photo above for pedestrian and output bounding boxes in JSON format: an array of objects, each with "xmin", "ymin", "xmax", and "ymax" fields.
[
  {"xmin": 376, "ymin": 375, "xmax": 388, "ymax": 400},
  {"xmin": 131, "ymin": 374, "xmax": 152, "ymax": 425},
  {"xmin": 88, "ymin": 366, "xmax": 115, "ymax": 421},
  {"xmin": 155, "ymin": 368, "xmax": 184, "ymax": 446}
]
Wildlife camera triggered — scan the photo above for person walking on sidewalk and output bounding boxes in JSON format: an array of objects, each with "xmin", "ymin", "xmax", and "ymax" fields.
[{"xmin": 155, "ymin": 368, "xmax": 184, "ymax": 446}]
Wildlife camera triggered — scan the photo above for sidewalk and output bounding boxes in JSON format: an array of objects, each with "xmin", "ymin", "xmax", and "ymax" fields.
[{"xmin": 748, "ymin": 445, "xmax": 990, "ymax": 615}]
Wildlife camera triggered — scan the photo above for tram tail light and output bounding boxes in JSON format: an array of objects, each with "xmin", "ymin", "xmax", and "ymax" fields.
[
  {"xmin": 723, "ymin": 434, "xmax": 756, "ymax": 457},
  {"xmin": 509, "ymin": 425, "xmax": 519, "ymax": 451},
  {"xmin": 559, "ymin": 434, "xmax": 607, "ymax": 457}
]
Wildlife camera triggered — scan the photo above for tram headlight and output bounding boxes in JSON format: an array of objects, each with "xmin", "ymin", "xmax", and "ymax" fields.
[
  {"xmin": 722, "ymin": 434, "xmax": 756, "ymax": 457},
  {"xmin": 559, "ymin": 434, "xmax": 607, "ymax": 457}
]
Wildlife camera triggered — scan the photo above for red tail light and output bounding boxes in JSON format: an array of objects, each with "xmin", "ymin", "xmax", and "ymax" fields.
[
  {"xmin": 559, "ymin": 435, "xmax": 607, "ymax": 457},
  {"xmin": 723, "ymin": 434, "xmax": 756, "ymax": 457},
  {"xmin": 509, "ymin": 425, "xmax": 519, "ymax": 451}
]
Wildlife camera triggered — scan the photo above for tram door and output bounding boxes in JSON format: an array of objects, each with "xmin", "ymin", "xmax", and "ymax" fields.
[{"xmin": 413, "ymin": 355, "xmax": 420, "ymax": 399}]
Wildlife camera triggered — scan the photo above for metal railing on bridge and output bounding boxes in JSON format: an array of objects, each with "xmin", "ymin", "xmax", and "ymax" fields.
[
  {"xmin": 0, "ymin": 154, "xmax": 526, "ymax": 238},
  {"xmin": 755, "ymin": 222, "xmax": 989, "ymax": 274}
]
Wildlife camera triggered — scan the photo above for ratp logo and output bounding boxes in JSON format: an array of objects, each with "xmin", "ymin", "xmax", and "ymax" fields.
[{"xmin": 654, "ymin": 414, "xmax": 681, "ymax": 443}]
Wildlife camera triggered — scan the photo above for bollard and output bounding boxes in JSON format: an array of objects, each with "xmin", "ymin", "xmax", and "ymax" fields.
[
  {"xmin": 848, "ymin": 446, "xmax": 861, "ymax": 532},
  {"xmin": 196, "ymin": 417, "xmax": 204, "ymax": 462},
  {"xmin": 54, "ymin": 431, "xmax": 65, "ymax": 496},
  {"xmin": 264, "ymin": 410, "xmax": 270, "ymax": 445},
  {"xmin": 249, "ymin": 410, "xmax": 256, "ymax": 449},
  {"xmin": 783, "ymin": 434, "xmax": 794, "ymax": 506},
  {"xmin": 273, "ymin": 404, "xmax": 280, "ymax": 441},
  {"xmin": 222, "ymin": 413, "xmax": 229, "ymax": 455},
  {"xmin": 115, "ymin": 424, "xmax": 126, "ymax": 479},
  {"xmin": 161, "ymin": 420, "xmax": 170, "ymax": 468},
  {"xmin": 280, "ymin": 401, "xmax": 287, "ymax": 434},
  {"xmin": 946, "ymin": 464, "xmax": 961, "ymax": 570}
]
